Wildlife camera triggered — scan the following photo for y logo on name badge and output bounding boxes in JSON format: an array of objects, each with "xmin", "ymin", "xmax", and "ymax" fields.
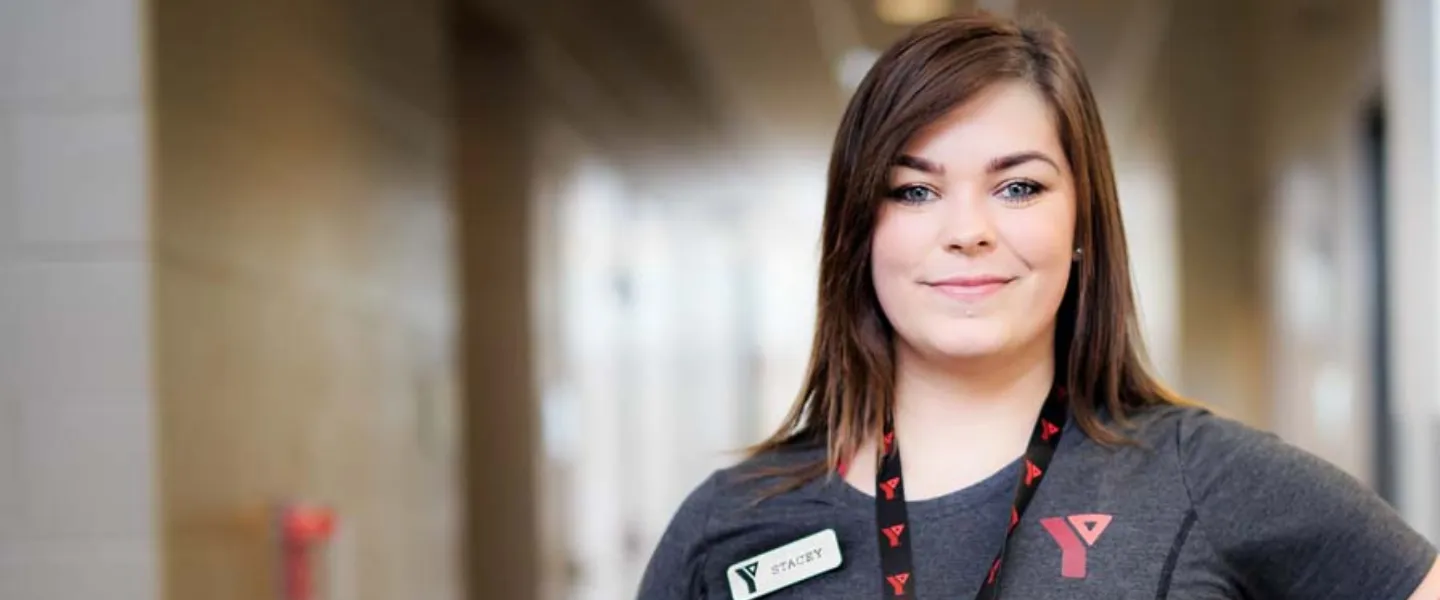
[
  {"xmin": 733, "ymin": 562, "xmax": 760, "ymax": 594},
  {"xmin": 727, "ymin": 529, "xmax": 843, "ymax": 600}
]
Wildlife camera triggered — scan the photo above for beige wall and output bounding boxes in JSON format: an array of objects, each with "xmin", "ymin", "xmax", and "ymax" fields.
[
  {"xmin": 0, "ymin": 0, "xmax": 158, "ymax": 597},
  {"xmin": 1160, "ymin": 0, "xmax": 1271, "ymax": 428},
  {"xmin": 453, "ymin": 13, "xmax": 541, "ymax": 600},
  {"xmin": 152, "ymin": 1, "xmax": 464, "ymax": 598}
]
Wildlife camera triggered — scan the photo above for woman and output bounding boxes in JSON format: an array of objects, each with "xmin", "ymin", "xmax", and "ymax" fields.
[{"xmin": 638, "ymin": 13, "xmax": 1440, "ymax": 600}]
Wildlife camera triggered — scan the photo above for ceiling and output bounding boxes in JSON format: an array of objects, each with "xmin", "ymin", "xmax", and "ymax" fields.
[
  {"xmin": 643, "ymin": 0, "xmax": 1169, "ymax": 156},
  {"xmin": 462, "ymin": 0, "xmax": 1175, "ymax": 181}
]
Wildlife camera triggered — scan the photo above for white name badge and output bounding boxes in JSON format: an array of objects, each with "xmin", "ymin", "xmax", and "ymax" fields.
[{"xmin": 726, "ymin": 529, "xmax": 844, "ymax": 600}]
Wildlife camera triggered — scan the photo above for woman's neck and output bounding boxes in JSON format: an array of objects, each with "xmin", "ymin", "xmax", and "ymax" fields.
[{"xmin": 844, "ymin": 340, "xmax": 1056, "ymax": 500}]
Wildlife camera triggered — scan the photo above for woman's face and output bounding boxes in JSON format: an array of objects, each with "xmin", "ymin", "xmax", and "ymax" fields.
[{"xmin": 871, "ymin": 80, "xmax": 1076, "ymax": 365}]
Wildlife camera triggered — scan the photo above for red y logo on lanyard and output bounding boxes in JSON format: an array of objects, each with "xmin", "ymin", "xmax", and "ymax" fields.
[
  {"xmin": 879, "ymin": 477, "xmax": 901, "ymax": 500},
  {"xmin": 1040, "ymin": 419, "xmax": 1060, "ymax": 441},
  {"xmin": 1041, "ymin": 514, "xmax": 1113, "ymax": 578},
  {"xmin": 885, "ymin": 572, "xmax": 910, "ymax": 595},
  {"xmin": 881, "ymin": 524, "xmax": 906, "ymax": 547},
  {"xmin": 1024, "ymin": 459, "xmax": 1044, "ymax": 486}
]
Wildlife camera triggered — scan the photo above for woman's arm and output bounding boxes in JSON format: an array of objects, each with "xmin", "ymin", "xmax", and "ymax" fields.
[
  {"xmin": 1409, "ymin": 558, "xmax": 1440, "ymax": 600},
  {"xmin": 636, "ymin": 472, "xmax": 722, "ymax": 599},
  {"xmin": 1177, "ymin": 410, "xmax": 1438, "ymax": 599}
]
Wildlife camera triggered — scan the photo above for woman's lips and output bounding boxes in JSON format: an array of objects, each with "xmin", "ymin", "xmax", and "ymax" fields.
[{"xmin": 925, "ymin": 275, "xmax": 1014, "ymax": 301}]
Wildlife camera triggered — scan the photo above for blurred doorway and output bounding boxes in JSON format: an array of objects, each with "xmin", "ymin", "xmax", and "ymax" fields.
[{"xmin": 1362, "ymin": 96, "xmax": 1396, "ymax": 504}]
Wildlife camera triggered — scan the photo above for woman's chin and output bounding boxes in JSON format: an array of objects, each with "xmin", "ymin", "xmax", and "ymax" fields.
[
  {"xmin": 919, "ymin": 321, "xmax": 1014, "ymax": 361},
  {"xmin": 931, "ymin": 341, "xmax": 1009, "ymax": 361}
]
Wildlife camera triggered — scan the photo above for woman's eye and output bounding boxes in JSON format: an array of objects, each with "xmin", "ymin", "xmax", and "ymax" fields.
[
  {"xmin": 889, "ymin": 185, "xmax": 938, "ymax": 204},
  {"xmin": 997, "ymin": 180, "xmax": 1044, "ymax": 201}
]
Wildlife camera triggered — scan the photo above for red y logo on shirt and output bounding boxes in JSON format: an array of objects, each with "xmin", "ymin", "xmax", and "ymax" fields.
[{"xmin": 1041, "ymin": 514, "xmax": 1113, "ymax": 579}]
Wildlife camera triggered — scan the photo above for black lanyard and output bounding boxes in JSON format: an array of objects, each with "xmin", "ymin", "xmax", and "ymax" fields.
[{"xmin": 874, "ymin": 386, "xmax": 1069, "ymax": 599}]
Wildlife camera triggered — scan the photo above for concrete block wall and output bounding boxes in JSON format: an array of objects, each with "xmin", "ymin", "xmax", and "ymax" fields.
[{"xmin": 0, "ymin": 0, "xmax": 158, "ymax": 598}]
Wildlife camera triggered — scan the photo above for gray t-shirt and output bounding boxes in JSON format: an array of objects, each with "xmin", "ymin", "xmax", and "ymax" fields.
[{"xmin": 637, "ymin": 404, "xmax": 1437, "ymax": 599}]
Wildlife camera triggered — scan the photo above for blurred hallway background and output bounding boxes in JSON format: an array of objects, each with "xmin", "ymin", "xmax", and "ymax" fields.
[{"xmin": 1, "ymin": 0, "xmax": 1438, "ymax": 598}]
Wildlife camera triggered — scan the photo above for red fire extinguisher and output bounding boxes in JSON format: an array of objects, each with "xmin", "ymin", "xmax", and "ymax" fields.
[{"xmin": 278, "ymin": 504, "xmax": 336, "ymax": 600}]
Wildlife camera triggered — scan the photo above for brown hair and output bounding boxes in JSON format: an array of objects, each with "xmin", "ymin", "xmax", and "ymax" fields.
[{"xmin": 748, "ymin": 12, "xmax": 1182, "ymax": 490}]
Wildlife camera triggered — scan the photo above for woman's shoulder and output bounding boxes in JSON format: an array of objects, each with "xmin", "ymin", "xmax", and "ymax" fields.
[
  {"xmin": 680, "ymin": 443, "xmax": 831, "ymax": 516},
  {"xmin": 1074, "ymin": 400, "xmax": 1332, "ymax": 491},
  {"xmin": 637, "ymin": 443, "xmax": 832, "ymax": 597},
  {"xmin": 1095, "ymin": 400, "xmax": 1269, "ymax": 454},
  {"xmin": 662, "ymin": 443, "xmax": 836, "ymax": 544}
]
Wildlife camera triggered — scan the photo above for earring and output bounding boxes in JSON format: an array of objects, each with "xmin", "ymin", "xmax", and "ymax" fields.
[{"xmin": 1073, "ymin": 247, "xmax": 1083, "ymax": 262}]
